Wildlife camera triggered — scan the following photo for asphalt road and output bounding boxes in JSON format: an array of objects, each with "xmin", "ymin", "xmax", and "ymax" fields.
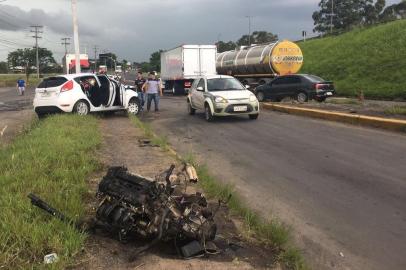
[
  {"xmin": 0, "ymin": 87, "xmax": 35, "ymax": 144},
  {"xmin": 143, "ymin": 96, "xmax": 406, "ymax": 270}
]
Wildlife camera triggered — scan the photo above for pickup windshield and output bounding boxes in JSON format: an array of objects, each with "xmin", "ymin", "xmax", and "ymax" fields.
[{"xmin": 207, "ymin": 78, "xmax": 245, "ymax": 92}]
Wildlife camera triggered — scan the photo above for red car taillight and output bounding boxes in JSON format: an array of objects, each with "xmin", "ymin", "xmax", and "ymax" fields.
[
  {"xmin": 184, "ymin": 81, "xmax": 191, "ymax": 88},
  {"xmin": 61, "ymin": 80, "xmax": 74, "ymax": 92}
]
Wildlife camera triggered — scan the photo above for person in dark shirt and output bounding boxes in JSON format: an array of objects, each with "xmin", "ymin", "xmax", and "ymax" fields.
[{"xmin": 134, "ymin": 72, "xmax": 146, "ymax": 110}]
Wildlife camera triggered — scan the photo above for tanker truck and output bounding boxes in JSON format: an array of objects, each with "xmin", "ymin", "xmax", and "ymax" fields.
[{"xmin": 216, "ymin": 40, "xmax": 303, "ymax": 89}]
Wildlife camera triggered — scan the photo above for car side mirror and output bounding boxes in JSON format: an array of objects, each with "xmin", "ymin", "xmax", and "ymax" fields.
[
  {"xmin": 245, "ymin": 85, "xmax": 250, "ymax": 89},
  {"xmin": 196, "ymin": 86, "xmax": 204, "ymax": 92}
]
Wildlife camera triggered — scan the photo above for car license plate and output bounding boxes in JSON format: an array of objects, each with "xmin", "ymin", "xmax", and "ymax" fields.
[
  {"xmin": 41, "ymin": 92, "xmax": 51, "ymax": 97},
  {"xmin": 234, "ymin": 106, "xmax": 247, "ymax": 112},
  {"xmin": 326, "ymin": 92, "xmax": 333, "ymax": 96}
]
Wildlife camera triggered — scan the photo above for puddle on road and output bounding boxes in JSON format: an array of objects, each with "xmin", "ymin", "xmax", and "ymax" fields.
[{"xmin": 0, "ymin": 100, "xmax": 32, "ymax": 112}]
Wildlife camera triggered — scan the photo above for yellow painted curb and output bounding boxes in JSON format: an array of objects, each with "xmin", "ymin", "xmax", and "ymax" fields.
[{"xmin": 262, "ymin": 103, "xmax": 406, "ymax": 132}]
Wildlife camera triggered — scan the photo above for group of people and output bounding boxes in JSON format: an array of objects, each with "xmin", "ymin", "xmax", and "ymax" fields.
[{"xmin": 134, "ymin": 71, "xmax": 163, "ymax": 112}]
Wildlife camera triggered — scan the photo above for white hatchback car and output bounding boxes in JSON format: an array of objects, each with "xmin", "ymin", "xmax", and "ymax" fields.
[
  {"xmin": 33, "ymin": 73, "xmax": 140, "ymax": 117},
  {"xmin": 187, "ymin": 75, "xmax": 259, "ymax": 121}
]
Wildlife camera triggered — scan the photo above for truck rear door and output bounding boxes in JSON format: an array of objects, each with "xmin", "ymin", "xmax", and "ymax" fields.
[{"xmin": 183, "ymin": 47, "xmax": 200, "ymax": 77}]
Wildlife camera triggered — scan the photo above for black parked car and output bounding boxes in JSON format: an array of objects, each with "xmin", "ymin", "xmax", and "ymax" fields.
[{"xmin": 255, "ymin": 74, "xmax": 335, "ymax": 103}]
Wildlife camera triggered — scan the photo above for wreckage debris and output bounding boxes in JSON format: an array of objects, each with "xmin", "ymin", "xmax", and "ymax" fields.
[{"xmin": 28, "ymin": 165, "xmax": 219, "ymax": 259}]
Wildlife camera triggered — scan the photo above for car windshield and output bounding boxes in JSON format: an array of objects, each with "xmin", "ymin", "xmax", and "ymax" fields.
[
  {"xmin": 207, "ymin": 78, "xmax": 245, "ymax": 92},
  {"xmin": 304, "ymin": 75, "xmax": 325, "ymax": 82}
]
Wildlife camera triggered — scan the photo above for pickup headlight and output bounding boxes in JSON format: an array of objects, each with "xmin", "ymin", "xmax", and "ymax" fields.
[
  {"xmin": 249, "ymin": 94, "xmax": 257, "ymax": 102},
  {"xmin": 214, "ymin": 96, "xmax": 228, "ymax": 103}
]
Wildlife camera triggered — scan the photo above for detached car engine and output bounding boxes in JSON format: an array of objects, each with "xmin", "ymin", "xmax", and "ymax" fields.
[{"xmin": 28, "ymin": 165, "xmax": 219, "ymax": 259}]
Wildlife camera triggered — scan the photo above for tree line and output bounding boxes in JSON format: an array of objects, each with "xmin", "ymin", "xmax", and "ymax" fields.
[{"xmin": 313, "ymin": 0, "xmax": 406, "ymax": 34}]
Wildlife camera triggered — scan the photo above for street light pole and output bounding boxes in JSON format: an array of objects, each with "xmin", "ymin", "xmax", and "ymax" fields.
[
  {"xmin": 71, "ymin": 0, "xmax": 81, "ymax": 74},
  {"xmin": 246, "ymin": 16, "xmax": 252, "ymax": 46}
]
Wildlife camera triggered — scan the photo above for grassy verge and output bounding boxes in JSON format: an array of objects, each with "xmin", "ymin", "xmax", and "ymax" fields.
[
  {"xmin": 299, "ymin": 19, "xmax": 406, "ymax": 100},
  {"xmin": 384, "ymin": 106, "xmax": 406, "ymax": 115},
  {"xmin": 0, "ymin": 115, "xmax": 101, "ymax": 269},
  {"xmin": 0, "ymin": 74, "xmax": 44, "ymax": 88},
  {"xmin": 131, "ymin": 116, "xmax": 307, "ymax": 270}
]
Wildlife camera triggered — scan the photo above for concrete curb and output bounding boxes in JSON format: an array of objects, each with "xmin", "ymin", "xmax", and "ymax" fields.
[{"xmin": 262, "ymin": 103, "xmax": 406, "ymax": 132}]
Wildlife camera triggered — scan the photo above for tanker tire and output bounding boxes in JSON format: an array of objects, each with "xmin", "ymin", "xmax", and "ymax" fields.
[
  {"xmin": 297, "ymin": 92, "xmax": 308, "ymax": 103},
  {"xmin": 256, "ymin": 91, "xmax": 266, "ymax": 102}
]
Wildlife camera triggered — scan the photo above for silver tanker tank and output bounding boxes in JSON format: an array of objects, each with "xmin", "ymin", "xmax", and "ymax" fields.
[{"xmin": 216, "ymin": 40, "xmax": 304, "ymax": 77}]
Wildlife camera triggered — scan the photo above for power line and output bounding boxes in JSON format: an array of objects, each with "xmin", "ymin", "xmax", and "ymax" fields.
[
  {"xmin": 30, "ymin": 25, "xmax": 43, "ymax": 78},
  {"xmin": 61, "ymin": 37, "xmax": 70, "ymax": 55}
]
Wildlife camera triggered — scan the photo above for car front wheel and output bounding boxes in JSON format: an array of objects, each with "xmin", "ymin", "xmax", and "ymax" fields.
[
  {"xmin": 188, "ymin": 101, "xmax": 196, "ymax": 115},
  {"xmin": 256, "ymin": 91, "xmax": 266, "ymax": 102},
  {"xmin": 205, "ymin": 105, "xmax": 214, "ymax": 122},
  {"xmin": 249, "ymin": 114, "xmax": 259, "ymax": 120},
  {"xmin": 127, "ymin": 98, "xmax": 140, "ymax": 115},
  {"xmin": 73, "ymin": 100, "xmax": 89, "ymax": 115}
]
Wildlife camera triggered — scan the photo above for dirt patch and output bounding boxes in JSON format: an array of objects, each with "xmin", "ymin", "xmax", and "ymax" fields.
[
  {"xmin": 274, "ymin": 97, "xmax": 406, "ymax": 120},
  {"xmin": 73, "ymin": 113, "xmax": 276, "ymax": 270}
]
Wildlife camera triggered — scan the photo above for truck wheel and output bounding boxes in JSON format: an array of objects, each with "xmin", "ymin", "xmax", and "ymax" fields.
[
  {"xmin": 127, "ymin": 98, "xmax": 140, "ymax": 115},
  {"xmin": 256, "ymin": 91, "xmax": 266, "ymax": 102},
  {"xmin": 73, "ymin": 100, "xmax": 89, "ymax": 115},
  {"xmin": 188, "ymin": 101, "xmax": 196, "ymax": 115},
  {"xmin": 297, "ymin": 92, "xmax": 308, "ymax": 103},
  {"xmin": 205, "ymin": 105, "xmax": 214, "ymax": 122}
]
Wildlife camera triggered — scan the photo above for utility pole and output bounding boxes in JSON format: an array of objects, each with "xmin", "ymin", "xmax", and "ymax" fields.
[
  {"xmin": 93, "ymin": 45, "xmax": 98, "ymax": 73},
  {"xmin": 71, "ymin": 0, "xmax": 81, "ymax": 74},
  {"xmin": 61, "ymin": 37, "xmax": 71, "ymax": 55},
  {"xmin": 246, "ymin": 16, "xmax": 252, "ymax": 46},
  {"xmin": 30, "ymin": 25, "xmax": 43, "ymax": 79},
  {"xmin": 330, "ymin": 0, "xmax": 334, "ymax": 34}
]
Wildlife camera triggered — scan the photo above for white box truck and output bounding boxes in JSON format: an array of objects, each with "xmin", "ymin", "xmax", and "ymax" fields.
[{"xmin": 161, "ymin": 45, "xmax": 217, "ymax": 94}]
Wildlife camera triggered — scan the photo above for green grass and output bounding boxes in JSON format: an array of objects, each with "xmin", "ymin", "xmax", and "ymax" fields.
[
  {"xmin": 299, "ymin": 19, "xmax": 406, "ymax": 100},
  {"xmin": 0, "ymin": 74, "xmax": 43, "ymax": 87},
  {"xmin": 0, "ymin": 115, "xmax": 101, "ymax": 269},
  {"xmin": 134, "ymin": 120, "xmax": 307, "ymax": 270},
  {"xmin": 384, "ymin": 105, "xmax": 406, "ymax": 115}
]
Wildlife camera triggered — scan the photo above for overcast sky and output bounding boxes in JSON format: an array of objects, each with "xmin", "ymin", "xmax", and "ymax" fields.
[{"xmin": 0, "ymin": 0, "xmax": 399, "ymax": 63}]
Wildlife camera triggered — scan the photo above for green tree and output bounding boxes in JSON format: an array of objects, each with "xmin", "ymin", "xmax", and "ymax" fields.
[
  {"xmin": 7, "ymin": 48, "xmax": 56, "ymax": 78},
  {"xmin": 312, "ymin": 0, "xmax": 386, "ymax": 34},
  {"xmin": 380, "ymin": 0, "xmax": 406, "ymax": 22},
  {"xmin": 149, "ymin": 50, "xmax": 163, "ymax": 71},
  {"xmin": 0, "ymin": 61, "xmax": 8, "ymax": 73},
  {"xmin": 216, "ymin": 41, "xmax": 237, "ymax": 53},
  {"xmin": 237, "ymin": 31, "xmax": 278, "ymax": 46}
]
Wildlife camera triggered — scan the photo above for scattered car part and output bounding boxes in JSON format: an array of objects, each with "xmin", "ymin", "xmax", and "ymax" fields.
[
  {"xmin": 28, "ymin": 165, "xmax": 218, "ymax": 260},
  {"xmin": 185, "ymin": 163, "xmax": 198, "ymax": 183},
  {"xmin": 43, "ymin": 253, "xmax": 59, "ymax": 264}
]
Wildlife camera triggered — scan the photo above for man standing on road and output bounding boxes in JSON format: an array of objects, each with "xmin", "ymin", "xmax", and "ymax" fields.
[
  {"xmin": 142, "ymin": 72, "xmax": 162, "ymax": 112},
  {"xmin": 16, "ymin": 78, "xmax": 26, "ymax": 96},
  {"xmin": 134, "ymin": 71, "xmax": 146, "ymax": 110}
]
